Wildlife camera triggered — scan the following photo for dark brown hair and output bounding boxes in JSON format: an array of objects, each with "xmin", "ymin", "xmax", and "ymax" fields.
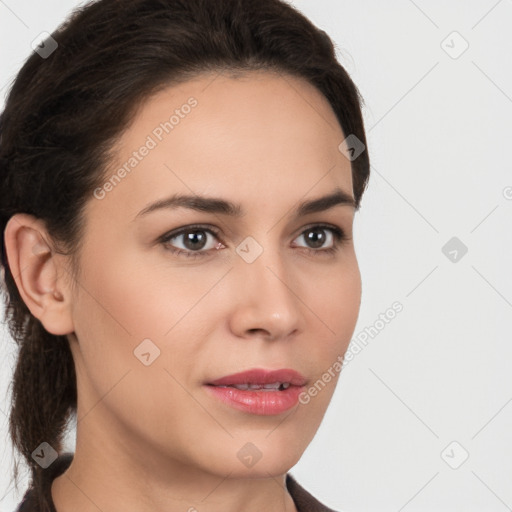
[{"xmin": 0, "ymin": 0, "xmax": 370, "ymax": 509}]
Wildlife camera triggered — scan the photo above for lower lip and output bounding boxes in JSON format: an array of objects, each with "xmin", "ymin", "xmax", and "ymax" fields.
[{"xmin": 204, "ymin": 385, "xmax": 304, "ymax": 415}]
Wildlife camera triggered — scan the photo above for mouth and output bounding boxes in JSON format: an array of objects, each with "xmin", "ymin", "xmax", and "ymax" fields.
[
  {"xmin": 207, "ymin": 368, "xmax": 307, "ymax": 387},
  {"xmin": 211, "ymin": 382, "xmax": 292, "ymax": 391},
  {"xmin": 204, "ymin": 368, "xmax": 307, "ymax": 415}
]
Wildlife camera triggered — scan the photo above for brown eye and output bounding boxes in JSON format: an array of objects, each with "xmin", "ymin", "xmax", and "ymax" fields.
[
  {"xmin": 293, "ymin": 224, "xmax": 347, "ymax": 255},
  {"xmin": 178, "ymin": 230, "xmax": 208, "ymax": 251},
  {"xmin": 302, "ymin": 227, "xmax": 331, "ymax": 249},
  {"xmin": 159, "ymin": 225, "xmax": 223, "ymax": 259}
]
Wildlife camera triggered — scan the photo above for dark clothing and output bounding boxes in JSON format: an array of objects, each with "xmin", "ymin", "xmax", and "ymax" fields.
[{"xmin": 15, "ymin": 453, "xmax": 337, "ymax": 511}]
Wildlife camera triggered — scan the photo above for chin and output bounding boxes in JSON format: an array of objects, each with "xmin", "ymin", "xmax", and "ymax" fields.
[{"xmin": 201, "ymin": 432, "xmax": 309, "ymax": 479}]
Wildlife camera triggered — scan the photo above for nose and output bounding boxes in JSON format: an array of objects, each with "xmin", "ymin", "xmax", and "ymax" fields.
[{"xmin": 228, "ymin": 246, "xmax": 305, "ymax": 342}]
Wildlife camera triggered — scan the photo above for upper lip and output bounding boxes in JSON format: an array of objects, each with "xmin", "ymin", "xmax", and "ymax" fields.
[{"xmin": 207, "ymin": 368, "xmax": 307, "ymax": 387}]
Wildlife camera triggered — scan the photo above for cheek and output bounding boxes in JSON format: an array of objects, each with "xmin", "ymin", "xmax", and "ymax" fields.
[
  {"xmin": 69, "ymin": 261, "xmax": 202, "ymax": 444},
  {"xmin": 74, "ymin": 241, "xmax": 218, "ymax": 342},
  {"xmin": 69, "ymin": 245, "xmax": 221, "ymax": 400},
  {"xmin": 302, "ymin": 259, "xmax": 361, "ymax": 395},
  {"xmin": 334, "ymin": 264, "xmax": 362, "ymax": 342},
  {"xmin": 313, "ymin": 257, "xmax": 362, "ymax": 345}
]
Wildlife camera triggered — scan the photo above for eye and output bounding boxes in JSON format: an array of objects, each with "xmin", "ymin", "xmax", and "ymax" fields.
[
  {"xmin": 158, "ymin": 223, "xmax": 350, "ymax": 259},
  {"xmin": 158, "ymin": 225, "xmax": 222, "ymax": 259},
  {"xmin": 292, "ymin": 224, "xmax": 349, "ymax": 256}
]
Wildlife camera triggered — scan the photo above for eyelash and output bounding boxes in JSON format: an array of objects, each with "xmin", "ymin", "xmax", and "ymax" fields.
[{"xmin": 158, "ymin": 223, "xmax": 350, "ymax": 259}]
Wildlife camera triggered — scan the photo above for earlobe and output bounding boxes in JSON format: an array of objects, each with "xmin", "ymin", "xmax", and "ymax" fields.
[{"xmin": 4, "ymin": 213, "xmax": 75, "ymax": 335}]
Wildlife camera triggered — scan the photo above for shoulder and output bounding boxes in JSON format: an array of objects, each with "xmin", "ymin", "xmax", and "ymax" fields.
[
  {"xmin": 14, "ymin": 452, "xmax": 74, "ymax": 512},
  {"xmin": 286, "ymin": 473, "xmax": 339, "ymax": 512}
]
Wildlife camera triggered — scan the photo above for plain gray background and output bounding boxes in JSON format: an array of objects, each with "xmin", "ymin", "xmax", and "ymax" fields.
[{"xmin": 1, "ymin": 1, "xmax": 511, "ymax": 511}]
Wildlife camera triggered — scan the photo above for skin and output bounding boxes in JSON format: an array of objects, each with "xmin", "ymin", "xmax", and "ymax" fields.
[{"xmin": 5, "ymin": 70, "xmax": 362, "ymax": 512}]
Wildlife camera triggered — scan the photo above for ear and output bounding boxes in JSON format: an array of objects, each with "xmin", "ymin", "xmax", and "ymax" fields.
[{"xmin": 3, "ymin": 213, "xmax": 75, "ymax": 335}]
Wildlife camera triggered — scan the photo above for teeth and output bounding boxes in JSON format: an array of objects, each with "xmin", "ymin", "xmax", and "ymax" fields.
[
  {"xmin": 224, "ymin": 382, "xmax": 290, "ymax": 391},
  {"xmin": 213, "ymin": 382, "xmax": 292, "ymax": 390}
]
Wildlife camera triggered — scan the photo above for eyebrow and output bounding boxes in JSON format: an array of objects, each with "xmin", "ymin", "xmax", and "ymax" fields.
[{"xmin": 134, "ymin": 187, "xmax": 356, "ymax": 221}]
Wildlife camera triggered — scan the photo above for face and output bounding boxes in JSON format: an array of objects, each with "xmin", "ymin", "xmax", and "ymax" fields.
[{"xmin": 64, "ymin": 70, "xmax": 362, "ymax": 479}]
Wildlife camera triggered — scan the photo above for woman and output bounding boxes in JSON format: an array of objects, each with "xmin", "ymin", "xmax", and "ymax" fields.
[{"xmin": 0, "ymin": 0, "xmax": 370, "ymax": 510}]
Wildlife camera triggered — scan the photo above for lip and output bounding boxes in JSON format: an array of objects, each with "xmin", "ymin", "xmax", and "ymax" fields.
[
  {"xmin": 204, "ymin": 368, "xmax": 307, "ymax": 415},
  {"xmin": 207, "ymin": 368, "xmax": 307, "ymax": 387}
]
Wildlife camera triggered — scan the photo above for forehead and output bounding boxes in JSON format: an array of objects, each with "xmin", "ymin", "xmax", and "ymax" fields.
[{"xmin": 89, "ymin": 70, "xmax": 353, "ymax": 224}]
